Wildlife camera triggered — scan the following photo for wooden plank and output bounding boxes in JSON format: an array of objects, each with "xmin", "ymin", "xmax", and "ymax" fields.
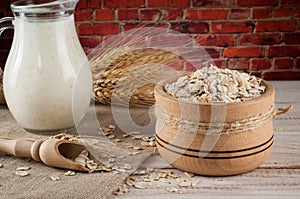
[
  {"xmin": 119, "ymin": 168, "xmax": 300, "ymax": 199},
  {"xmin": 270, "ymin": 81, "xmax": 300, "ymax": 131},
  {"xmin": 270, "ymin": 81, "xmax": 300, "ymax": 103}
]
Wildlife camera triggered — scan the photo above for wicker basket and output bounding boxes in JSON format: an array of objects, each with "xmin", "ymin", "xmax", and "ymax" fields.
[
  {"xmin": 91, "ymin": 48, "xmax": 181, "ymax": 107},
  {"xmin": 0, "ymin": 68, "xmax": 5, "ymax": 104}
]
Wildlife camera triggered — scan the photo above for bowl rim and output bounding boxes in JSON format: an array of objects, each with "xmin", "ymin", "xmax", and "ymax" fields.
[{"xmin": 155, "ymin": 73, "xmax": 274, "ymax": 108}]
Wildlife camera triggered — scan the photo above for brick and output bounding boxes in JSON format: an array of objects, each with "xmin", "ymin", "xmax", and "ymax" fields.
[
  {"xmin": 251, "ymin": 58, "xmax": 271, "ymax": 70},
  {"xmin": 103, "ymin": 0, "xmax": 144, "ymax": 8},
  {"xmin": 102, "ymin": 35, "xmax": 147, "ymax": 47},
  {"xmin": 230, "ymin": 8, "xmax": 251, "ymax": 19},
  {"xmin": 0, "ymin": 0, "xmax": 10, "ymax": 8},
  {"xmin": 117, "ymin": 9, "xmax": 138, "ymax": 20},
  {"xmin": 228, "ymin": 59, "xmax": 249, "ymax": 70},
  {"xmin": 280, "ymin": 0, "xmax": 300, "ymax": 4},
  {"xmin": 140, "ymin": 9, "xmax": 161, "ymax": 21},
  {"xmin": 185, "ymin": 9, "xmax": 227, "ymax": 20},
  {"xmin": 205, "ymin": 48, "xmax": 220, "ymax": 58},
  {"xmin": 294, "ymin": 7, "xmax": 300, "ymax": 18},
  {"xmin": 263, "ymin": 70, "xmax": 300, "ymax": 80},
  {"xmin": 162, "ymin": 10, "xmax": 183, "ymax": 20},
  {"xmin": 237, "ymin": 0, "xmax": 277, "ymax": 6},
  {"xmin": 180, "ymin": 47, "xmax": 215, "ymax": 60},
  {"xmin": 0, "ymin": 50, "xmax": 9, "ymax": 63},
  {"xmin": 79, "ymin": 36, "xmax": 101, "ymax": 48},
  {"xmin": 184, "ymin": 60, "xmax": 209, "ymax": 71},
  {"xmin": 77, "ymin": 0, "xmax": 87, "ymax": 8},
  {"xmin": 77, "ymin": 23, "xmax": 120, "ymax": 35},
  {"xmin": 274, "ymin": 58, "xmax": 294, "ymax": 69},
  {"xmin": 192, "ymin": 0, "xmax": 234, "ymax": 7},
  {"xmin": 0, "ymin": 37, "xmax": 13, "ymax": 49},
  {"xmin": 149, "ymin": 35, "xmax": 193, "ymax": 47},
  {"xmin": 166, "ymin": 60, "xmax": 184, "ymax": 71},
  {"xmin": 171, "ymin": 22, "xmax": 209, "ymax": 33},
  {"xmin": 211, "ymin": 21, "xmax": 254, "ymax": 33},
  {"xmin": 74, "ymin": 9, "xmax": 93, "ymax": 22},
  {"xmin": 87, "ymin": 0, "xmax": 100, "ymax": 8},
  {"xmin": 268, "ymin": 46, "xmax": 300, "ymax": 57},
  {"xmin": 213, "ymin": 59, "xmax": 227, "ymax": 68},
  {"xmin": 256, "ymin": 20, "xmax": 297, "ymax": 32},
  {"xmin": 196, "ymin": 34, "xmax": 236, "ymax": 46},
  {"xmin": 224, "ymin": 47, "xmax": 264, "ymax": 58},
  {"xmin": 95, "ymin": 9, "xmax": 114, "ymax": 21},
  {"xmin": 123, "ymin": 23, "xmax": 168, "ymax": 31},
  {"xmin": 295, "ymin": 58, "xmax": 300, "ymax": 68},
  {"xmin": 148, "ymin": 0, "xmax": 190, "ymax": 7},
  {"xmin": 274, "ymin": 7, "xmax": 293, "ymax": 18},
  {"xmin": 239, "ymin": 33, "xmax": 280, "ymax": 45},
  {"xmin": 252, "ymin": 7, "xmax": 272, "ymax": 19},
  {"xmin": 283, "ymin": 33, "xmax": 300, "ymax": 44}
]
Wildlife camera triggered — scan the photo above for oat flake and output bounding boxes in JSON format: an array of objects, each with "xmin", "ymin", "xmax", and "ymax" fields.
[
  {"xmin": 15, "ymin": 171, "xmax": 29, "ymax": 177},
  {"xmin": 165, "ymin": 65, "xmax": 265, "ymax": 103}
]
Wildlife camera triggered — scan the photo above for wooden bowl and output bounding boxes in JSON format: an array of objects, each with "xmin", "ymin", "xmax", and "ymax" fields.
[{"xmin": 154, "ymin": 76, "xmax": 275, "ymax": 176}]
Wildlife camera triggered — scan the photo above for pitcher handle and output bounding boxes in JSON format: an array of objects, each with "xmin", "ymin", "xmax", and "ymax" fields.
[{"xmin": 0, "ymin": 17, "xmax": 14, "ymax": 36}]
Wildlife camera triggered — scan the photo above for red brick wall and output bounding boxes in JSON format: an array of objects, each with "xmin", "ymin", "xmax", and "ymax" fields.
[{"xmin": 1, "ymin": 0, "xmax": 300, "ymax": 80}]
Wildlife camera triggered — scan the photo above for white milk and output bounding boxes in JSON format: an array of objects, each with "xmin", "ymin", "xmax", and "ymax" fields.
[{"xmin": 3, "ymin": 15, "xmax": 92, "ymax": 132}]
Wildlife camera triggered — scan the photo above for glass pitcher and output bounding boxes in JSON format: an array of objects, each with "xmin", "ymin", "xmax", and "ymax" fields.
[{"xmin": 0, "ymin": 0, "xmax": 92, "ymax": 134}]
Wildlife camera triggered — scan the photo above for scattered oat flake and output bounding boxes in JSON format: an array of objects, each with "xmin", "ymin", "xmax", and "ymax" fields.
[
  {"xmin": 126, "ymin": 178, "xmax": 135, "ymax": 186},
  {"xmin": 108, "ymin": 134, "xmax": 115, "ymax": 139},
  {"xmin": 0, "ymin": 163, "xmax": 3, "ymax": 168},
  {"xmin": 114, "ymin": 139, "xmax": 121, "ymax": 142},
  {"xmin": 15, "ymin": 171, "xmax": 29, "ymax": 177},
  {"xmin": 113, "ymin": 185, "xmax": 128, "ymax": 196},
  {"xmin": 134, "ymin": 170, "xmax": 147, "ymax": 175},
  {"xmin": 16, "ymin": 166, "xmax": 31, "ymax": 171},
  {"xmin": 131, "ymin": 151, "xmax": 140, "ymax": 155},
  {"xmin": 134, "ymin": 183, "xmax": 146, "ymax": 189},
  {"xmin": 134, "ymin": 135, "xmax": 144, "ymax": 139},
  {"xmin": 50, "ymin": 175, "xmax": 61, "ymax": 181},
  {"xmin": 167, "ymin": 172, "xmax": 180, "ymax": 179},
  {"xmin": 177, "ymin": 179, "xmax": 192, "ymax": 187},
  {"xmin": 166, "ymin": 187, "xmax": 178, "ymax": 192},
  {"xmin": 184, "ymin": 172, "xmax": 195, "ymax": 178},
  {"xmin": 133, "ymin": 146, "xmax": 142, "ymax": 150},
  {"xmin": 64, "ymin": 171, "xmax": 76, "ymax": 176},
  {"xmin": 108, "ymin": 125, "xmax": 116, "ymax": 130},
  {"xmin": 123, "ymin": 133, "xmax": 130, "ymax": 138}
]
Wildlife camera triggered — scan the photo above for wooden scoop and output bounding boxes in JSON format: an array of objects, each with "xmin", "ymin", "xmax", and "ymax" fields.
[{"xmin": 0, "ymin": 136, "xmax": 95, "ymax": 172}]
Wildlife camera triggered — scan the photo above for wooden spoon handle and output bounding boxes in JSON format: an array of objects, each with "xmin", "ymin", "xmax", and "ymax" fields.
[{"xmin": 0, "ymin": 136, "xmax": 43, "ymax": 161}]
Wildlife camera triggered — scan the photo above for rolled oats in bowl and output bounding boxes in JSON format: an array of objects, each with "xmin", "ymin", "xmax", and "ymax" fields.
[{"xmin": 164, "ymin": 65, "xmax": 266, "ymax": 103}]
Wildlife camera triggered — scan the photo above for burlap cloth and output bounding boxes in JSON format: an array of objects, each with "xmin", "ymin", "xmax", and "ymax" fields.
[{"xmin": 0, "ymin": 105, "xmax": 156, "ymax": 198}]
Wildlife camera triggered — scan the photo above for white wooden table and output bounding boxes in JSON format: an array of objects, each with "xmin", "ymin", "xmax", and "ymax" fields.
[{"xmin": 1, "ymin": 81, "xmax": 299, "ymax": 198}]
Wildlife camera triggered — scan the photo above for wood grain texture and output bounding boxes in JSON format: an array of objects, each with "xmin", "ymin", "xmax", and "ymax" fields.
[{"xmin": 119, "ymin": 169, "xmax": 300, "ymax": 199}]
